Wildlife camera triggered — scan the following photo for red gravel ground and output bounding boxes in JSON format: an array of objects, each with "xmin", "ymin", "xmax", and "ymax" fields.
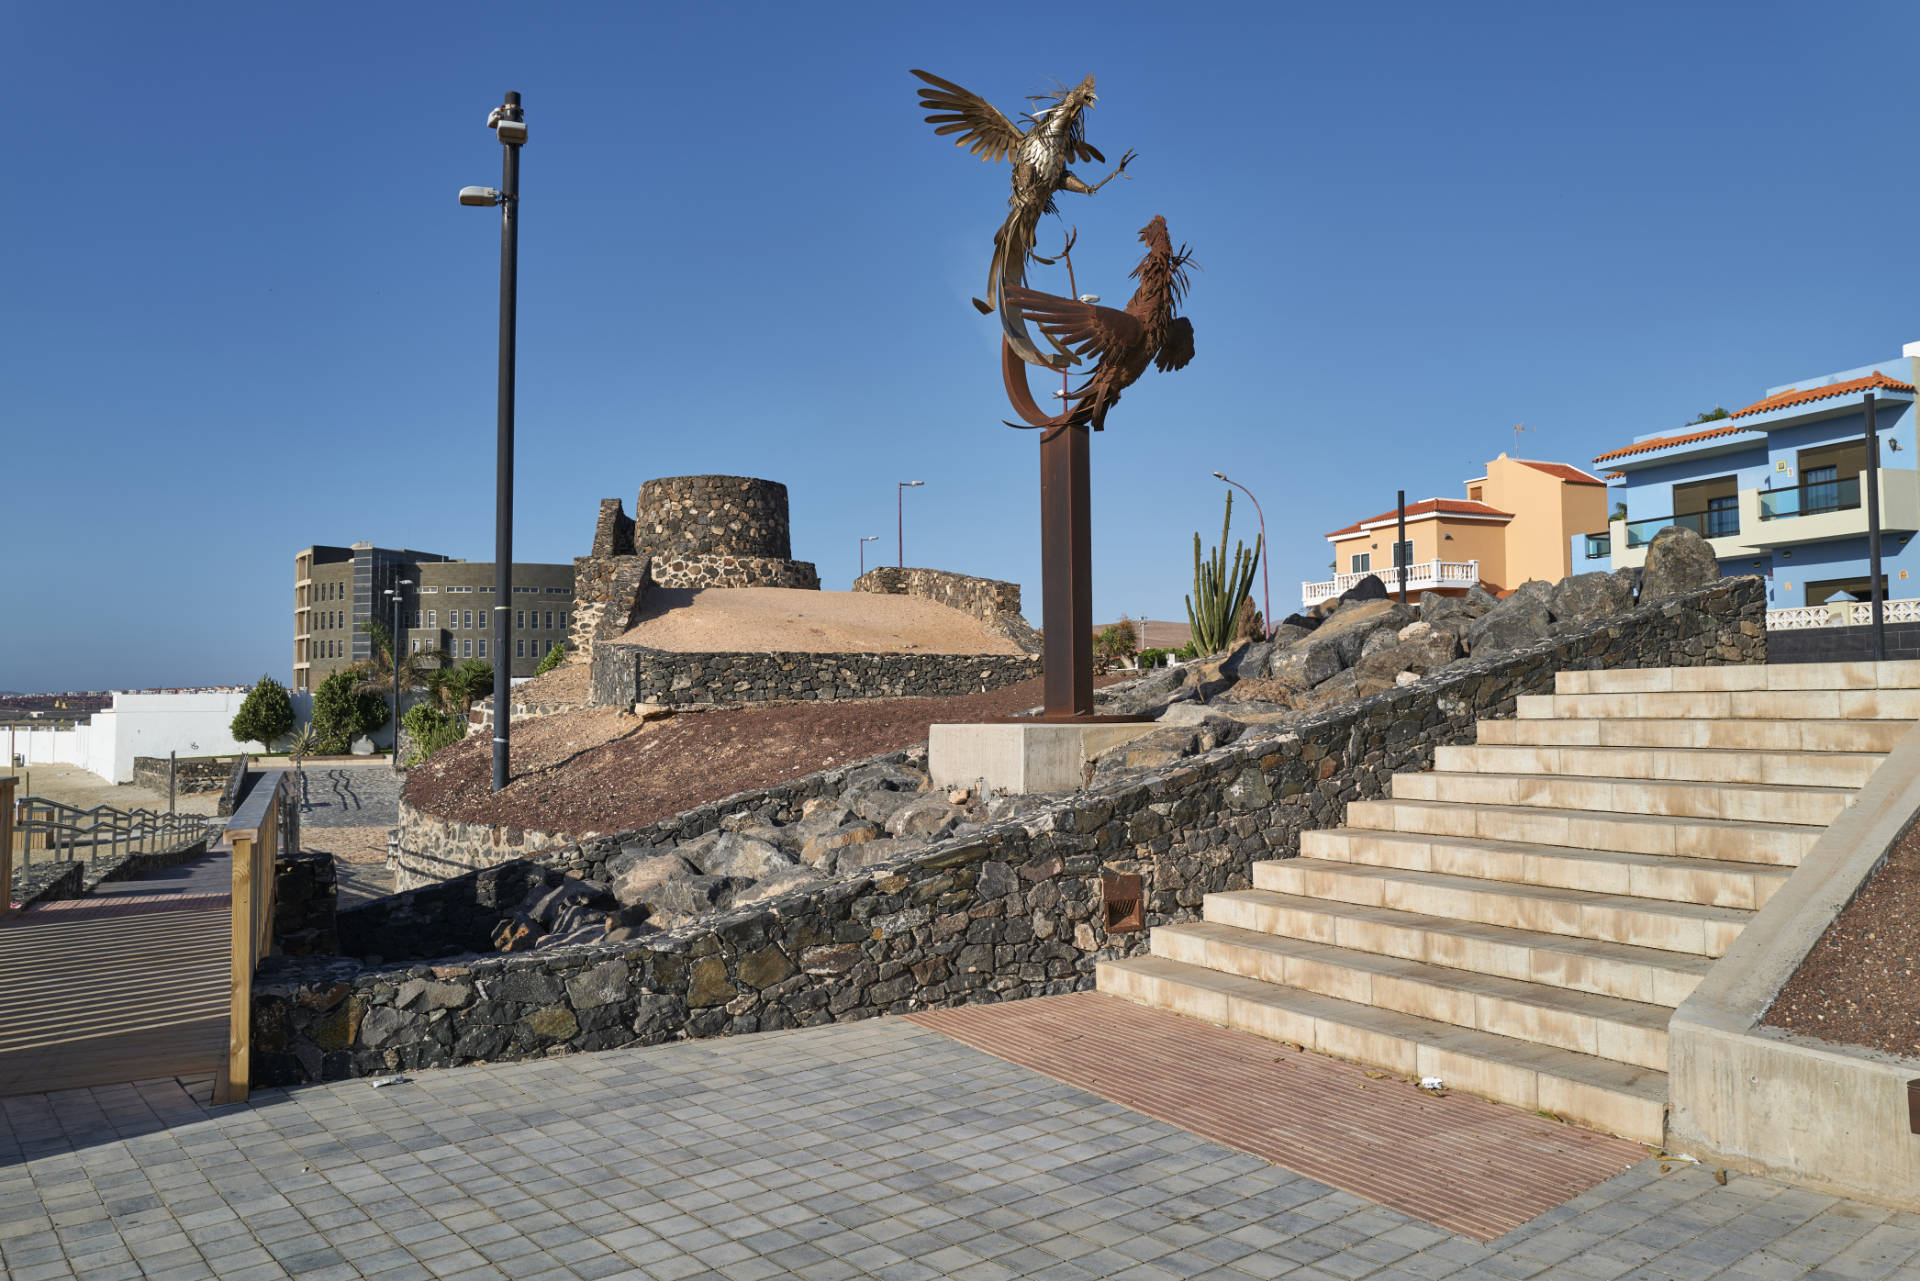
[
  {"xmin": 1764, "ymin": 821, "xmax": 1920, "ymax": 1058},
  {"xmin": 403, "ymin": 676, "xmax": 1113, "ymax": 837}
]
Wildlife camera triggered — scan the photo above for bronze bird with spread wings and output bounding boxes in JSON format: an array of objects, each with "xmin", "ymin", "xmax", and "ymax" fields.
[
  {"xmin": 911, "ymin": 69, "xmax": 1135, "ymax": 370},
  {"xmin": 1002, "ymin": 215, "xmax": 1196, "ymax": 431}
]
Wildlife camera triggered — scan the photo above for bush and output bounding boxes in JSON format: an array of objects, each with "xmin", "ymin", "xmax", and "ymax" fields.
[
  {"xmin": 1136, "ymin": 647, "xmax": 1172, "ymax": 669},
  {"xmin": 401, "ymin": 702, "xmax": 465, "ymax": 766},
  {"xmin": 310, "ymin": 669, "xmax": 389, "ymax": 754},
  {"xmin": 534, "ymin": 642, "xmax": 566, "ymax": 676},
  {"xmin": 230, "ymin": 675, "xmax": 295, "ymax": 752}
]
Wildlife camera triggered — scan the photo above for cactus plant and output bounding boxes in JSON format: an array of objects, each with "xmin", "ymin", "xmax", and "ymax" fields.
[{"xmin": 1185, "ymin": 492, "xmax": 1262, "ymax": 655}]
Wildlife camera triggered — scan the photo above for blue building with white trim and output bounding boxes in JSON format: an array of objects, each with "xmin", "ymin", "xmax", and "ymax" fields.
[{"xmin": 1583, "ymin": 344, "xmax": 1920, "ymax": 614}]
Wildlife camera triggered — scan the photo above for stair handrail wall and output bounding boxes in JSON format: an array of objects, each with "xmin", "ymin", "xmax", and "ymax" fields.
[
  {"xmin": 218, "ymin": 768, "xmax": 296, "ymax": 1104},
  {"xmin": 1667, "ymin": 719, "xmax": 1920, "ymax": 1210}
]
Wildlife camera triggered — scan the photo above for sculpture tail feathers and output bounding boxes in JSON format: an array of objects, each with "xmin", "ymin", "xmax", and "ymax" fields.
[{"xmin": 990, "ymin": 216, "xmax": 1075, "ymax": 370}]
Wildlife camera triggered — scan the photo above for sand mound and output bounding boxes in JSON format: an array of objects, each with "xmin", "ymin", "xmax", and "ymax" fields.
[{"xmin": 619, "ymin": 587, "xmax": 1022, "ymax": 655}]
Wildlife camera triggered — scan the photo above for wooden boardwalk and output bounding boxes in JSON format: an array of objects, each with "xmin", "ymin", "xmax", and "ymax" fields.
[{"xmin": 0, "ymin": 852, "xmax": 231, "ymax": 1098}]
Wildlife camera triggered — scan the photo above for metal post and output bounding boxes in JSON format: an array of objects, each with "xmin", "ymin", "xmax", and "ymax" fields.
[
  {"xmin": 491, "ymin": 90, "xmax": 523, "ymax": 793},
  {"xmin": 1213, "ymin": 474, "xmax": 1270, "ymax": 637},
  {"xmin": 168, "ymin": 750, "xmax": 176, "ymax": 815},
  {"xmin": 898, "ymin": 485, "xmax": 904, "ymax": 568},
  {"xmin": 1396, "ymin": 491, "xmax": 1409, "ymax": 606},
  {"xmin": 1039, "ymin": 422, "xmax": 1094, "ymax": 717},
  {"xmin": 391, "ymin": 594, "xmax": 403, "ymax": 769},
  {"xmin": 1866, "ymin": 392, "xmax": 1885, "ymax": 662}
]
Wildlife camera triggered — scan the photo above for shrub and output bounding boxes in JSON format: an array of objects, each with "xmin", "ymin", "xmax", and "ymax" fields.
[
  {"xmin": 401, "ymin": 702, "xmax": 465, "ymax": 766},
  {"xmin": 311, "ymin": 669, "xmax": 389, "ymax": 754},
  {"xmin": 534, "ymin": 642, "xmax": 566, "ymax": 676},
  {"xmin": 230, "ymin": 675, "xmax": 295, "ymax": 753},
  {"xmin": 1136, "ymin": 647, "xmax": 1171, "ymax": 669}
]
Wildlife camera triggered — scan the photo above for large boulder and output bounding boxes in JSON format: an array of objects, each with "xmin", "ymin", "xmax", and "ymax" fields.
[
  {"xmin": 1420, "ymin": 585, "xmax": 1497, "ymax": 629},
  {"xmin": 1279, "ymin": 612, "xmax": 1321, "ymax": 632},
  {"xmin": 1097, "ymin": 664, "xmax": 1188, "ymax": 717},
  {"xmin": 1267, "ymin": 621, "xmax": 1315, "ymax": 648},
  {"xmin": 1292, "ymin": 668, "xmax": 1397, "ymax": 713},
  {"xmin": 684, "ymin": 832, "xmax": 795, "ymax": 881},
  {"xmin": 1353, "ymin": 631, "xmax": 1465, "ymax": 682},
  {"xmin": 1466, "ymin": 592, "xmax": 1553, "ymax": 656},
  {"xmin": 1268, "ymin": 638, "xmax": 1343, "ymax": 691},
  {"xmin": 1505, "ymin": 580, "xmax": 1556, "ymax": 610},
  {"xmin": 1640, "ymin": 526, "xmax": 1720, "ymax": 600},
  {"xmin": 610, "ymin": 852, "xmax": 697, "ymax": 906},
  {"xmin": 885, "ymin": 794, "xmax": 968, "ymax": 840},
  {"xmin": 1337, "ymin": 574, "xmax": 1389, "ymax": 605},
  {"xmin": 1181, "ymin": 642, "xmax": 1249, "ymax": 701},
  {"xmin": 1549, "ymin": 571, "xmax": 1636, "ymax": 624},
  {"xmin": 1222, "ymin": 641, "xmax": 1272, "ymax": 683},
  {"xmin": 1312, "ymin": 599, "xmax": 1414, "ymax": 666}
]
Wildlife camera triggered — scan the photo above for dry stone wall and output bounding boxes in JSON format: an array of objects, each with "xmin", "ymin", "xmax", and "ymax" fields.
[
  {"xmin": 852, "ymin": 568, "xmax": 1041, "ymax": 653},
  {"xmin": 637, "ymin": 475, "xmax": 792, "ymax": 559},
  {"xmin": 647, "ymin": 554, "xmax": 819, "ymax": 591},
  {"xmin": 591, "ymin": 645, "xmax": 1039, "ymax": 712},
  {"xmin": 131, "ymin": 757, "xmax": 234, "ymax": 796},
  {"xmin": 252, "ymin": 578, "xmax": 1763, "ymax": 1086}
]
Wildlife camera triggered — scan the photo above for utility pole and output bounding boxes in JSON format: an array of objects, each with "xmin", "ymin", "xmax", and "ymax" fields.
[
  {"xmin": 1866, "ymin": 392, "xmax": 1885, "ymax": 661},
  {"xmin": 1396, "ymin": 491, "xmax": 1409, "ymax": 606}
]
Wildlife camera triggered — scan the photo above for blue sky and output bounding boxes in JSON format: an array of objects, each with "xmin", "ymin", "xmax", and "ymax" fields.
[{"xmin": 5, "ymin": 1, "xmax": 1918, "ymax": 691}]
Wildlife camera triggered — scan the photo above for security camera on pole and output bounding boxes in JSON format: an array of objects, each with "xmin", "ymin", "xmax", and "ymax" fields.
[{"xmin": 459, "ymin": 91, "xmax": 526, "ymax": 793}]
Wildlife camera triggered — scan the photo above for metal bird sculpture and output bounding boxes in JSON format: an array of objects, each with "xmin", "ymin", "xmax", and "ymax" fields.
[
  {"xmin": 1001, "ymin": 215, "xmax": 1196, "ymax": 431},
  {"xmin": 911, "ymin": 69, "xmax": 1135, "ymax": 370}
]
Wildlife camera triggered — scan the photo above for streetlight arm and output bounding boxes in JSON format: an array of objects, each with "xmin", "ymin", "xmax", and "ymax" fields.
[{"xmin": 1214, "ymin": 473, "xmax": 1272, "ymax": 638}]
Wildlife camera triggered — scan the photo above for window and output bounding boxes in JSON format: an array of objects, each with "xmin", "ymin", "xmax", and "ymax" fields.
[
  {"xmin": 1393, "ymin": 540, "xmax": 1414, "ymax": 568},
  {"xmin": 463, "ymin": 639, "xmax": 473, "ymax": 657},
  {"xmin": 516, "ymin": 639, "xmax": 526, "ymax": 658},
  {"xmin": 516, "ymin": 610, "xmax": 524, "ymax": 629},
  {"xmin": 1705, "ymin": 494, "xmax": 1739, "ymax": 537},
  {"xmin": 464, "ymin": 610, "xmax": 473, "ymax": 629},
  {"xmin": 411, "ymin": 639, "xmax": 420, "ymax": 653},
  {"xmin": 1468, "ymin": 485, "xmax": 1484, "ymax": 502},
  {"xmin": 478, "ymin": 639, "xmax": 488, "ymax": 658},
  {"xmin": 427, "ymin": 610, "xmax": 436, "ymax": 627},
  {"xmin": 1350, "ymin": 552, "xmax": 1371, "ymax": 573},
  {"xmin": 561, "ymin": 612, "xmax": 568, "ymax": 629},
  {"xmin": 547, "ymin": 587, "xmax": 567, "ymax": 594},
  {"xmin": 420, "ymin": 586, "xmax": 437, "ymax": 594}
]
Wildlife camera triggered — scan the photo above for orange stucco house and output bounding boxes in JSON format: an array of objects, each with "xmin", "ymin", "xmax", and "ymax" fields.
[{"xmin": 1303, "ymin": 454, "xmax": 1607, "ymax": 608}]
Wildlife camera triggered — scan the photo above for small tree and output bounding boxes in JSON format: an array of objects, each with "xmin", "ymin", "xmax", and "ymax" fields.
[
  {"xmin": 1689, "ymin": 407, "xmax": 1730, "ymax": 424},
  {"xmin": 401, "ymin": 701, "xmax": 466, "ymax": 767},
  {"xmin": 230, "ymin": 675, "xmax": 295, "ymax": 753},
  {"xmin": 310, "ymin": 669, "xmax": 390, "ymax": 754},
  {"xmin": 534, "ymin": 642, "xmax": 566, "ymax": 675}
]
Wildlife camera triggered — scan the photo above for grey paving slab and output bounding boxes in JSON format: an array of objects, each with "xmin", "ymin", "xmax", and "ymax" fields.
[{"xmin": 1, "ymin": 1017, "xmax": 1916, "ymax": 1280}]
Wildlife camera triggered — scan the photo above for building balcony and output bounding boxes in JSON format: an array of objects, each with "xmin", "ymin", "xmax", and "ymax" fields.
[
  {"xmin": 1769, "ymin": 597, "xmax": 1920, "ymax": 629},
  {"xmin": 1745, "ymin": 468, "xmax": 1920, "ymax": 548},
  {"xmin": 1302, "ymin": 559, "xmax": 1479, "ymax": 608}
]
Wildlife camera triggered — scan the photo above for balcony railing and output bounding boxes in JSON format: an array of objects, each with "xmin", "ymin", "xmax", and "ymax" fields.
[
  {"xmin": 1758, "ymin": 476, "xmax": 1861, "ymax": 521},
  {"xmin": 1302, "ymin": 559, "xmax": 1479, "ymax": 608},
  {"xmin": 1768, "ymin": 597, "xmax": 1920, "ymax": 629},
  {"xmin": 1623, "ymin": 508, "xmax": 1740, "ymax": 548},
  {"xmin": 1583, "ymin": 532, "xmax": 1611, "ymax": 560}
]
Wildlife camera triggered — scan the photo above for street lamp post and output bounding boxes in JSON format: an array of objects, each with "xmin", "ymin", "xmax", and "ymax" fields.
[
  {"xmin": 459, "ymin": 90, "xmax": 527, "ymax": 792},
  {"xmin": 384, "ymin": 580, "xmax": 412, "ymax": 768},
  {"xmin": 1212, "ymin": 472, "xmax": 1271, "ymax": 637},
  {"xmin": 897, "ymin": 481, "xmax": 924, "ymax": 568},
  {"xmin": 859, "ymin": 534, "xmax": 879, "ymax": 578}
]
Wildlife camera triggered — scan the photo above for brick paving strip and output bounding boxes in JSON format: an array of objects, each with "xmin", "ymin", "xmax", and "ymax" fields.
[{"xmin": 910, "ymin": 991, "xmax": 1646, "ymax": 1241}]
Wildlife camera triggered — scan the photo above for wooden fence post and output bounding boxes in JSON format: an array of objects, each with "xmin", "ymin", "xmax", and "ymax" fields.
[{"xmin": 1, "ymin": 776, "xmax": 15, "ymax": 920}]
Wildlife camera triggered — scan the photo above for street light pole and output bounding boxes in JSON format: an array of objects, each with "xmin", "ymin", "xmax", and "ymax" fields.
[
  {"xmin": 1212, "ymin": 472, "xmax": 1271, "ymax": 637},
  {"xmin": 461, "ymin": 91, "xmax": 527, "ymax": 793},
  {"xmin": 860, "ymin": 534, "xmax": 879, "ymax": 579},
  {"xmin": 897, "ymin": 481, "xmax": 924, "ymax": 568},
  {"xmin": 386, "ymin": 580, "xmax": 412, "ymax": 769}
]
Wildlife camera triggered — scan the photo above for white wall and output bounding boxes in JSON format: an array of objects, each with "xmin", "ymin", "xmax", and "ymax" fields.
[{"xmin": 5, "ymin": 688, "xmax": 318, "ymax": 783}]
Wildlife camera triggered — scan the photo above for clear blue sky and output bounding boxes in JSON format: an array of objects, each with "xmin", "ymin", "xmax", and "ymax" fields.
[{"xmin": 6, "ymin": 1, "xmax": 1918, "ymax": 692}]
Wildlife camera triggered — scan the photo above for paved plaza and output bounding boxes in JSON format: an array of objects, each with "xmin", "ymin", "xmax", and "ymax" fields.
[{"xmin": 2, "ymin": 1017, "xmax": 1917, "ymax": 1281}]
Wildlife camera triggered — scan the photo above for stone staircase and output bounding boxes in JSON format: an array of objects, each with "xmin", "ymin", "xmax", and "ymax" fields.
[{"xmin": 1097, "ymin": 661, "xmax": 1920, "ymax": 1144}]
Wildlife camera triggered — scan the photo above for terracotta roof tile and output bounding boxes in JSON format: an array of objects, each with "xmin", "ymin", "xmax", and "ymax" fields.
[
  {"xmin": 1515, "ymin": 460, "xmax": 1606, "ymax": 486},
  {"xmin": 1326, "ymin": 498, "xmax": 1512, "ymax": 540},
  {"xmin": 1592, "ymin": 422, "xmax": 1749, "ymax": 464},
  {"xmin": 1728, "ymin": 371, "xmax": 1913, "ymax": 420}
]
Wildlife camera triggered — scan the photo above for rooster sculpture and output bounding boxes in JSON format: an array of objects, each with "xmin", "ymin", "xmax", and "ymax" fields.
[
  {"xmin": 911, "ymin": 69, "xmax": 1135, "ymax": 370},
  {"xmin": 1002, "ymin": 215, "xmax": 1196, "ymax": 431}
]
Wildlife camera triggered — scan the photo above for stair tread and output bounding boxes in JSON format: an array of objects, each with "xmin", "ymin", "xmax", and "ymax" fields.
[
  {"xmin": 1308, "ymin": 829, "xmax": 1793, "ymax": 880},
  {"xmin": 1456, "ymin": 744, "xmax": 1887, "ymax": 762},
  {"xmin": 1207, "ymin": 888, "xmax": 1715, "ymax": 977},
  {"xmin": 1413, "ymin": 770, "xmax": 1855, "ymax": 797},
  {"xmin": 1358, "ymin": 797, "xmax": 1825, "ymax": 835},
  {"xmin": 1101, "ymin": 954, "xmax": 1669, "ymax": 1102},
  {"xmin": 1161, "ymin": 919, "xmax": 1672, "ymax": 1030},
  {"xmin": 1269, "ymin": 857, "xmax": 1755, "ymax": 922}
]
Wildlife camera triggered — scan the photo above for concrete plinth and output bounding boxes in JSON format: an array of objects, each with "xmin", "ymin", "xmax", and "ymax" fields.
[{"xmin": 929, "ymin": 722, "xmax": 1157, "ymax": 795}]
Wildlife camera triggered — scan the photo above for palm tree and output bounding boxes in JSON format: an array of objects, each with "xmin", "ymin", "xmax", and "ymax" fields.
[
  {"xmin": 349, "ymin": 619, "xmax": 449, "ymax": 705},
  {"xmin": 426, "ymin": 658, "xmax": 496, "ymax": 717}
]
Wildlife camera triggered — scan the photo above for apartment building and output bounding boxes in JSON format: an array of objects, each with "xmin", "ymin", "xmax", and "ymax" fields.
[{"xmin": 293, "ymin": 544, "xmax": 575, "ymax": 692}]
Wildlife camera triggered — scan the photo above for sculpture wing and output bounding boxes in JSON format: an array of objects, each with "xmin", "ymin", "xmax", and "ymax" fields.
[
  {"xmin": 1003, "ymin": 287, "xmax": 1144, "ymax": 365},
  {"xmin": 1155, "ymin": 316, "xmax": 1195, "ymax": 372},
  {"xmin": 912, "ymin": 69, "xmax": 1024, "ymax": 163},
  {"xmin": 1068, "ymin": 139, "xmax": 1106, "ymax": 165}
]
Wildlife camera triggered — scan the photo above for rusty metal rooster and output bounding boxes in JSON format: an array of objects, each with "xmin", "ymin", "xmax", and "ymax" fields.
[
  {"xmin": 1001, "ymin": 215, "xmax": 1196, "ymax": 431},
  {"xmin": 911, "ymin": 69, "xmax": 1135, "ymax": 370}
]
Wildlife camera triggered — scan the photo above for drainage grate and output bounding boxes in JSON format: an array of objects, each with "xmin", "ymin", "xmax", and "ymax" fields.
[{"xmin": 1102, "ymin": 872, "xmax": 1145, "ymax": 933}]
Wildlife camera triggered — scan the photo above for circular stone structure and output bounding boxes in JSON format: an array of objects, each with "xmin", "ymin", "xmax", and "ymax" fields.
[{"xmin": 636, "ymin": 475, "xmax": 792, "ymax": 560}]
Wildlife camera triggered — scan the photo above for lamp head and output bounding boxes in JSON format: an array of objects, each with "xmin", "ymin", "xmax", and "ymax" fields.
[
  {"xmin": 459, "ymin": 186, "xmax": 502, "ymax": 207},
  {"xmin": 1212, "ymin": 471, "xmax": 1228, "ymax": 481}
]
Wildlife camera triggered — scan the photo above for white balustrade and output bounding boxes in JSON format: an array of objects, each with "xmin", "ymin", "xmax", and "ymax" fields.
[
  {"xmin": 1300, "ymin": 560, "xmax": 1480, "ymax": 608},
  {"xmin": 1766, "ymin": 598, "xmax": 1920, "ymax": 629}
]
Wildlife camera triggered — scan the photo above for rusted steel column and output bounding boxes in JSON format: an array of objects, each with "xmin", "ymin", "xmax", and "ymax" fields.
[{"xmin": 1040, "ymin": 421, "xmax": 1094, "ymax": 718}]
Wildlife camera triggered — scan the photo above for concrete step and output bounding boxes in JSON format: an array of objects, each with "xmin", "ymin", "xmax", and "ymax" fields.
[
  {"xmin": 1204, "ymin": 888, "xmax": 1712, "ymax": 1007},
  {"xmin": 1434, "ymin": 743, "xmax": 1887, "ymax": 789},
  {"xmin": 1253, "ymin": 858, "xmax": 1751, "ymax": 956},
  {"xmin": 1389, "ymin": 771, "xmax": 1854, "ymax": 827},
  {"xmin": 1475, "ymin": 716, "xmax": 1913, "ymax": 753},
  {"xmin": 1301, "ymin": 829, "xmax": 1790, "ymax": 910},
  {"xmin": 1151, "ymin": 920, "xmax": 1672, "ymax": 1070},
  {"xmin": 1345, "ymin": 797, "xmax": 1819, "ymax": 866},
  {"xmin": 1096, "ymin": 954, "xmax": 1667, "ymax": 1143},
  {"xmin": 1516, "ymin": 689, "xmax": 1920, "ymax": 721},
  {"xmin": 1556, "ymin": 660, "xmax": 1920, "ymax": 695}
]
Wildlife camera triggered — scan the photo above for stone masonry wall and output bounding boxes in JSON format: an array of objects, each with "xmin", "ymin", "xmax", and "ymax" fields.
[
  {"xmin": 131, "ymin": 757, "xmax": 234, "ymax": 796},
  {"xmin": 647, "ymin": 554, "xmax": 819, "ymax": 592},
  {"xmin": 852, "ymin": 568, "xmax": 1041, "ymax": 653},
  {"xmin": 591, "ymin": 644, "xmax": 1040, "ymax": 713},
  {"xmin": 637, "ymin": 475, "xmax": 792, "ymax": 559},
  {"xmin": 251, "ymin": 578, "xmax": 1763, "ymax": 1086}
]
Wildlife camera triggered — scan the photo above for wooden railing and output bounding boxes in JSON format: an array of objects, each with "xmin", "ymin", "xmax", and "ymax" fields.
[
  {"xmin": 1, "ymin": 776, "xmax": 16, "ymax": 920},
  {"xmin": 217, "ymin": 769, "xmax": 297, "ymax": 1104}
]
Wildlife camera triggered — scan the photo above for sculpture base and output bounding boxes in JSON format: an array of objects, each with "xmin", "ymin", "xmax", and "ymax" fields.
[{"xmin": 929, "ymin": 721, "xmax": 1158, "ymax": 796}]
